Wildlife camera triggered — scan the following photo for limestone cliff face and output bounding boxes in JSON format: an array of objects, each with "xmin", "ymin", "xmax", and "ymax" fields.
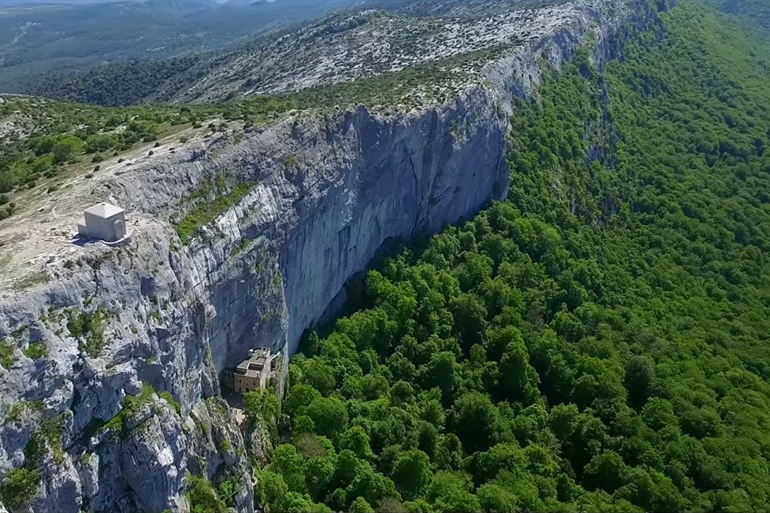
[{"xmin": 0, "ymin": 1, "xmax": 663, "ymax": 511}]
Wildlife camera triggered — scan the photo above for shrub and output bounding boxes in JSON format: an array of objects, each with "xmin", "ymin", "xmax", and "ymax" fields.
[
  {"xmin": 174, "ymin": 182, "xmax": 255, "ymax": 243},
  {"xmin": 0, "ymin": 468, "xmax": 40, "ymax": 511},
  {"xmin": 22, "ymin": 342, "xmax": 48, "ymax": 360},
  {"xmin": 5, "ymin": 401, "xmax": 43, "ymax": 424},
  {"xmin": 159, "ymin": 391, "xmax": 181, "ymax": 415},
  {"xmin": 186, "ymin": 474, "xmax": 227, "ymax": 513},
  {"xmin": 243, "ymin": 389, "xmax": 280, "ymax": 423},
  {"xmin": 0, "ymin": 343, "xmax": 15, "ymax": 369},
  {"xmin": 217, "ymin": 474, "xmax": 240, "ymax": 508},
  {"xmin": 103, "ymin": 383, "xmax": 156, "ymax": 436},
  {"xmin": 67, "ymin": 309, "xmax": 107, "ymax": 357}
]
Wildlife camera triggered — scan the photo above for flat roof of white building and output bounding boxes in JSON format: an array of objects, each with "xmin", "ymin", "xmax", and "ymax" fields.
[{"xmin": 84, "ymin": 202, "xmax": 124, "ymax": 219}]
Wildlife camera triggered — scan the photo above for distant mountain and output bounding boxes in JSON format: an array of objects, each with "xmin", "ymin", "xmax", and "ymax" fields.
[
  {"xmin": 0, "ymin": 0, "xmax": 123, "ymax": 4},
  {"xmin": 703, "ymin": 0, "xmax": 770, "ymax": 30},
  {"xmin": 0, "ymin": 0, "xmax": 567, "ymax": 96},
  {"xmin": 0, "ymin": 0, "xmax": 355, "ymax": 93},
  {"xmin": 0, "ymin": 0, "xmax": 214, "ymax": 5},
  {"xmin": 0, "ymin": 0, "xmax": 221, "ymax": 12}
]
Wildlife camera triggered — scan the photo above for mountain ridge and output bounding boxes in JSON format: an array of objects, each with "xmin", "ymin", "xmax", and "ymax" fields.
[
  {"xmin": 27, "ymin": 0, "xmax": 626, "ymax": 106},
  {"xmin": 0, "ymin": 0, "xmax": 358, "ymax": 93}
]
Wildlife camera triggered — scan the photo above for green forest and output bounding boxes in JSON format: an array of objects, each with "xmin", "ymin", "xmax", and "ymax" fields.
[
  {"xmin": 255, "ymin": 2, "xmax": 770, "ymax": 512},
  {"xmin": 30, "ymin": 56, "xmax": 206, "ymax": 107},
  {"xmin": 703, "ymin": 0, "xmax": 770, "ymax": 30}
]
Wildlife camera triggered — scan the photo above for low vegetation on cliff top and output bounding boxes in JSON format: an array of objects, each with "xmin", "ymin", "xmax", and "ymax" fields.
[
  {"xmin": 0, "ymin": 95, "xmax": 293, "ymax": 215},
  {"xmin": 260, "ymin": 3, "xmax": 770, "ymax": 512}
]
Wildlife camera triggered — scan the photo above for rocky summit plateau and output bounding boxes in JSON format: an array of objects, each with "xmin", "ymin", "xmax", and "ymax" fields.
[
  {"xmin": 174, "ymin": 0, "xmax": 629, "ymax": 103},
  {"xmin": 0, "ymin": 0, "xmax": 668, "ymax": 511}
]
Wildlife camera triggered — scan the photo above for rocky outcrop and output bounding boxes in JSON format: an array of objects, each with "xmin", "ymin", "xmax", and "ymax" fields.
[{"xmin": 0, "ymin": 0, "xmax": 666, "ymax": 511}]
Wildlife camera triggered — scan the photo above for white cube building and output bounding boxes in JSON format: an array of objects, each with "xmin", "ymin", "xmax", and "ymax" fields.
[{"xmin": 77, "ymin": 202, "xmax": 126, "ymax": 242}]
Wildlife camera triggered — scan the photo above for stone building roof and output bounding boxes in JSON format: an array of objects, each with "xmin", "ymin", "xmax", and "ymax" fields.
[
  {"xmin": 84, "ymin": 202, "xmax": 124, "ymax": 219},
  {"xmin": 234, "ymin": 347, "xmax": 271, "ymax": 379}
]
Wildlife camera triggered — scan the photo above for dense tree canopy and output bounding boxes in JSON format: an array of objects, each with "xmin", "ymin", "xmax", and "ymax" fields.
[
  {"xmin": 32, "ymin": 57, "xmax": 206, "ymax": 107},
  {"xmin": 259, "ymin": 2, "xmax": 770, "ymax": 512}
]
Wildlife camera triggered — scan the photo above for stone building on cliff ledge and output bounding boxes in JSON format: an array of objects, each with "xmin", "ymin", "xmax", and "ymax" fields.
[{"xmin": 222, "ymin": 347, "xmax": 273, "ymax": 393}]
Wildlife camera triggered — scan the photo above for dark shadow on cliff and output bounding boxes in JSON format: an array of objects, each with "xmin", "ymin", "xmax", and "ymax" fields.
[{"xmin": 297, "ymin": 200, "xmax": 499, "ymax": 355}]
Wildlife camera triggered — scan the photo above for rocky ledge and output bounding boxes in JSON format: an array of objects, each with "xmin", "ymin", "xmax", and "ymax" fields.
[{"xmin": 0, "ymin": 0, "xmax": 665, "ymax": 511}]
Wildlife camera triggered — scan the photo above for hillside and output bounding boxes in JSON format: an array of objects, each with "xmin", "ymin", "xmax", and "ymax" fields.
[
  {"xmin": 0, "ymin": 0, "xmax": 627, "ymax": 215},
  {"xmin": 266, "ymin": 2, "xmax": 770, "ymax": 512},
  {"xmin": 16, "ymin": 0, "xmax": 769, "ymax": 108},
  {"xmin": 703, "ymin": 0, "xmax": 770, "ymax": 30},
  {"xmin": 0, "ymin": 0, "xmax": 356, "ymax": 94},
  {"xmin": 172, "ymin": 2, "xmax": 589, "ymax": 103},
  {"xmin": 1, "ymin": 0, "xmax": 769, "ymax": 512},
  {"xmin": 29, "ymin": 0, "xmax": 622, "ymax": 106},
  {"xmin": 0, "ymin": 94, "xmax": 296, "ymax": 215}
]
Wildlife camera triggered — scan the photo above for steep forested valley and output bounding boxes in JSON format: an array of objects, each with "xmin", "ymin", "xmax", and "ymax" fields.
[{"xmin": 249, "ymin": 3, "xmax": 770, "ymax": 512}]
